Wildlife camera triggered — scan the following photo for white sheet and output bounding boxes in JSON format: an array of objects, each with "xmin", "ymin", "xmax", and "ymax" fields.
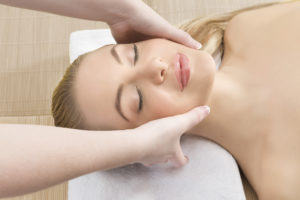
[{"xmin": 68, "ymin": 29, "xmax": 245, "ymax": 200}]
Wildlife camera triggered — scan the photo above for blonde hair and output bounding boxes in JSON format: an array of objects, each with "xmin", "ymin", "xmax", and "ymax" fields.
[
  {"xmin": 178, "ymin": 1, "xmax": 293, "ymax": 58},
  {"xmin": 51, "ymin": 53, "xmax": 89, "ymax": 129},
  {"xmin": 51, "ymin": 1, "xmax": 291, "ymax": 129}
]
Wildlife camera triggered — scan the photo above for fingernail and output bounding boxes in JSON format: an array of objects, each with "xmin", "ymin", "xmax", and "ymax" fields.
[
  {"xmin": 189, "ymin": 38, "xmax": 202, "ymax": 49},
  {"xmin": 202, "ymin": 106, "xmax": 210, "ymax": 114},
  {"xmin": 185, "ymin": 32, "xmax": 202, "ymax": 49},
  {"xmin": 184, "ymin": 155, "xmax": 189, "ymax": 163},
  {"xmin": 190, "ymin": 40, "xmax": 202, "ymax": 49},
  {"xmin": 195, "ymin": 106, "xmax": 210, "ymax": 113},
  {"xmin": 195, "ymin": 106, "xmax": 210, "ymax": 117},
  {"xmin": 195, "ymin": 41, "xmax": 202, "ymax": 49},
  {"xmin": 192, "ymin": 106, "xmax": 210, "ymax": 121}
]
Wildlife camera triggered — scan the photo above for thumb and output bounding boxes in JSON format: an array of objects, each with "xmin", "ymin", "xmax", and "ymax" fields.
[
  {"xmin": 172, "ymin": 148, "xmax": 189, "ymax": 168},
  {"xmin": 167, "ymin": 27, "xmax": 202, "ymax": 49},
  {"xmin": 172, "ymin": 106, "xmax": 210, "ymax": 134}
]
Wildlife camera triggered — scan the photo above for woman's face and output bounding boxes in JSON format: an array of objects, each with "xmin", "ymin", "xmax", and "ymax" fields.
[{"xmin": 74, "ymin": 39, "xmax": 216, "ymax": 130}]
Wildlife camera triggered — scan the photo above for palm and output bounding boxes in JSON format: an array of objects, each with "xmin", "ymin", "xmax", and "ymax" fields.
[{"xmin": 110, "ymin": 22, "xmax": 153, "ymax": 44}]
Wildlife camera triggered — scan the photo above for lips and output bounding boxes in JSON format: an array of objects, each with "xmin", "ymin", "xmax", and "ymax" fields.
[{"xmin": 174, "ymin": 53, "xmax": 190, "ymax": 91}]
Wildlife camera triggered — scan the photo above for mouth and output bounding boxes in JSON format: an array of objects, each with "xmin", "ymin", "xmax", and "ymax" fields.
[{"xmin": 174, "ymin": 53, "xmax": 190, "ymax": 91}]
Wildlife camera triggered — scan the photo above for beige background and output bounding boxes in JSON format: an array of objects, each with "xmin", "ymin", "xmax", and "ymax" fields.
[{"xmin": 0, "ymin": 0, "xmax": 279, "ymax": 199}]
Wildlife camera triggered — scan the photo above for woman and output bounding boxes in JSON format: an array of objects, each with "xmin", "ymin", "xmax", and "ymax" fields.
[{"xmin": 52, "ymin": 1, "xmax": 300, "ymax": 199}]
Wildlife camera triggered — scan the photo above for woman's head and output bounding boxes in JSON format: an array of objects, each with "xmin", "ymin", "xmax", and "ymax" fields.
[
  {"xmin": 52, "ymin": 39, "xmax": 216, "ymax": 130},
  {"xmin": 52, "ymin": 1, "xmax": 283, "ymax": 130}
]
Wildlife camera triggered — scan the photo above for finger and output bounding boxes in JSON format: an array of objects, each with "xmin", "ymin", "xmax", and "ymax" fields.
[
  {"xmin": 170, "ymin": 106, "xmax": 210, "ymax": 134},
  {"xmin": 172, "ymin": 148, "xmax": 189, "ymax": 168},
  {"xmin": 142, "ymin": 163, "xmax": 153, "ymax": 167},
  {"xmin": 141, "ymin": 18, "xmax": 202, "ymax": 49},
  {"xmin": 173, "ymin": 155, "xmax": 189, "ymax": 168},
  {"xmin": 165, "ymin": 27, "xmax": 202, "ymax": 49}
]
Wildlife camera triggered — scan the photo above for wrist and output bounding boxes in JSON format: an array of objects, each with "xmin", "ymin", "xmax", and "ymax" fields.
[
  {"xmin": 125, "ymin": 128, "xmax": 147, "ymax": 164},
  {"xmin": 98, "ymin": 0, "xmax": 136, "ymax": 25},
  {"xmin": 96, "ymin": 128, "xmax": 146, "ymax": 166}
]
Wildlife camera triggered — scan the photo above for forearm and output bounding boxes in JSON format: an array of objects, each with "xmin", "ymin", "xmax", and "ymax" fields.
[
  {"xmin": 0, "ymin": 124, "xmax": 140, "ymax": 198},
  {"xmin": 0, "ymin": 0, "xmax": 138, "ymax": 23}
]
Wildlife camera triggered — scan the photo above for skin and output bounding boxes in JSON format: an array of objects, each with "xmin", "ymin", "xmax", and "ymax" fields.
[
  {"xmin": 0, "ymin": 109, "xmax": 209, "ymax": 198},
  {"xmin": 0, "ymin": 0, "xmax": 201, "ymax": 48},
  {"xmin": 75, "ymin": 39, "xmax": 215, "ymax": 130},
  {"xmin": 0, "ymin": 0, "xmax": 205, "ymax": 197},
  {"xmin": 192, "ymin": 2, "xmax": 300, "ymax": 199},
  {"xmin": 76, "ymin": 2, "xmax": 300, "ymax": 199}
]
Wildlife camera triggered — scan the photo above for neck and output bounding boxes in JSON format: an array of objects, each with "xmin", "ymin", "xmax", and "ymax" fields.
[{"xmin": 189, "ymin": 66, "xmax": 245, "ymax": 149}]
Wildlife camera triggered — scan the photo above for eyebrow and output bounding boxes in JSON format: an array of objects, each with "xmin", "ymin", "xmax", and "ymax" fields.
[
  {"xmin": 115, "ymin": 84, "xmax": 129, "ymax": 122},
  {"xmin": 111, "ymin": 44, "xmax": 122, "ymax": 64}
]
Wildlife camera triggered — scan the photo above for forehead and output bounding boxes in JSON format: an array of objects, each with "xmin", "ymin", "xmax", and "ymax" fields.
[{"xmin": 74, "ymin": 45, "xmax": 127, "ymax": 130}]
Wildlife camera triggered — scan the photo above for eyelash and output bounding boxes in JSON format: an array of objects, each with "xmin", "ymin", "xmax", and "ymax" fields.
[
  {"xmin": 133, "ymin": 44, "xmax": 143, "ymax": 112},
  {"xmin": 137, "ymin": 87, "xmax": 143, "ymax": 112},
  {"xmin": 133, "ymin": 44, "xmax": 138, "ymax": 65}
]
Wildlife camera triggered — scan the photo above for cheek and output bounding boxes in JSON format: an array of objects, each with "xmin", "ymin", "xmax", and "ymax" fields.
[{"xmin": 143, "ymin": 89, "xmax": 184, "ymax": 120}]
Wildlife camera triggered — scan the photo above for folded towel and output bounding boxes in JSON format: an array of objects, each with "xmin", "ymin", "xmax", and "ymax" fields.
[
  {"xmin": 69, "ymin": 29, "xmax": 116, "ymax": 63},
  {"xmin": 68, "ymin": 29, "xmax": 245, "ymax": 200}
]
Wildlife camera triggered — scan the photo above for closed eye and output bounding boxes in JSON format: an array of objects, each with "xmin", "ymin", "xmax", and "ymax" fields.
[
  {"xmin": 136, "ymin": 87, "xmax": 143, "ymax": 112},
  {"xmin": 133, "ymin": 43, "xmax": 139, "ymax": 65},
  {"xmin": 133, "ymin": 44, "xmax": 142, "ymax": 112}
]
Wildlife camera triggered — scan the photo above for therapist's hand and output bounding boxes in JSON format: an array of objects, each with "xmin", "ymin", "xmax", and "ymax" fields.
[
  {"xmin": 0, "ymin": 0, "xmax": 201, "ymax": 49},
  {"xmin": 135, "ymin": 106, "xmax": 210, "ymax": 168},
  {"xmin": 108, "ymin": 0, "xmax": 202, "ymax": 49}
]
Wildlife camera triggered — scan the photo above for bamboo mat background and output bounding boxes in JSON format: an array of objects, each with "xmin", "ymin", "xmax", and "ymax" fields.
[{"xmin": 0, "ymin": 0, "xmax": 278, "ymax": 199}]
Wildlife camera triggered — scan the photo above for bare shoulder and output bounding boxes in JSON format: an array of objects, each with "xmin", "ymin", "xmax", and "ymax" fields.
[
  {"xmin": 259, "ymin": 164, "xmax": 300, "ymax": 200},
  {"xmin": 224, "ymin": 1, "xmax": 300, "ymax": 54},
  {"xmin": 227, "ymin": 1, "xmax": 300, "ymax": 27},
  {"xmin": 258, "ymin": 129, "xmax": 300, "ymax": 200}
]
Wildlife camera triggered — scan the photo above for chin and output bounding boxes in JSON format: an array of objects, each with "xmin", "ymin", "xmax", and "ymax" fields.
[{"xmin": 187, "ymin": 51, "xmax": 216, "ymax": 104}]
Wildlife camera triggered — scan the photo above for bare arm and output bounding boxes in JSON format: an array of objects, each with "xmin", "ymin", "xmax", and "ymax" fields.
[
  {"xmin": 0, "ymin": 0, "xmax": 133, "ymax": 23},
  {"xmin": 0, "ymin": 124, "xmax": 140, "ymax": 198},
  {"xmin": 0, "ymin": 0, "xmax": 201, "ymax": 48},
  {"xmin": 0, "ymin": 107, "xmax": 209, "ymax": 198}
]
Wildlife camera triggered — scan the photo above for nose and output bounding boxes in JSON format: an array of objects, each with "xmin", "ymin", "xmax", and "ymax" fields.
[{"xmin": 144, "ymin": 57, "xmax": 168, "ymax": 84}]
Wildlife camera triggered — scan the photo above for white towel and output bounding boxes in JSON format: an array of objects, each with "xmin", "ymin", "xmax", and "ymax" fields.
[{"xmin": 68, "ymin": 29, "xmax": 246, "ymax": 200}]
